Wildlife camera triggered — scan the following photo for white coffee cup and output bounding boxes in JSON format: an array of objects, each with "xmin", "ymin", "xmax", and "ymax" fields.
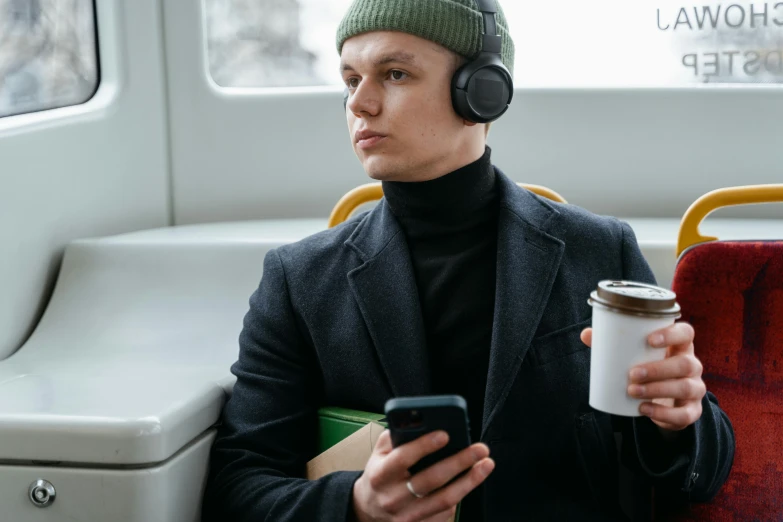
[{"xmin": 588, "ymin": 281, "xmax": 681, "ymax": 417}]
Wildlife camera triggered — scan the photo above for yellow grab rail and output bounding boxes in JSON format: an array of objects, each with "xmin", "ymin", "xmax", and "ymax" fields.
[
  {"xmin": 520, "ymin": 184, "xmax": 568, "ymax": 206},
  {"xmin": 328, "ymin": 182, "xmax": 567, "ymax": 228},
  {"xmin": 328, "ymin": 183, "xmax": 384, "ymax": 228},
  {"xmin": 676, "ymin": 184, "xmax": 783, "ymax": 258}
]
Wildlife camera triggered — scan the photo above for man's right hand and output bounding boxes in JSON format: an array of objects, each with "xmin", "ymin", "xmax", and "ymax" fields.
[{"xmin": 352, "ymin": 430, "xmax": 494, "ymax": 522}]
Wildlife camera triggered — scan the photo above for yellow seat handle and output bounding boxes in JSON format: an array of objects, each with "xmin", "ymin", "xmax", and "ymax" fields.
[
  {"xmin": 328, "ymin": 182, "xmax": 567, "ymax": 228},
  {"xmin": 519, "ymin": 184, "xmax": 568, "ymax": 206},
  {"xmin": 677, "ymin": 184, "xmax": 783, "ymax": 258},
  {"xmin": 328, "ymin": 183, "xmax": 384, "ymax": 228}
]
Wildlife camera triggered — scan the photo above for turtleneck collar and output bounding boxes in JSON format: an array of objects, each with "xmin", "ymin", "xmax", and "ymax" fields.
[{"xmin": 382, "ymin": 147, "xmax": 497, "ymax": 222}]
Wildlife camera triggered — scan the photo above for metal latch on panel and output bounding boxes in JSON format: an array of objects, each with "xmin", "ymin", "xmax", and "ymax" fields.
[{"xmin": 28, "ymin": 479, "xmax": 56, "ymax": 508}]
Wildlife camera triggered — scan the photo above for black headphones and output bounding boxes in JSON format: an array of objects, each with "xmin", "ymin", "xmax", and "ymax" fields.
[
  {"xmin": 452, "ymin": 0, "xmax": 514, "ymax": 123},
  {"xmin": 345, "ymin": 0, "xmax": 513, "ymax": 124}
]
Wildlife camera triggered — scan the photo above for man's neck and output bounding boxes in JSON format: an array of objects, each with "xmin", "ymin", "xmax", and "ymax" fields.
[
  {"xmin": 397, "ymin": 141, "xmax": 487, "ymax": 183},
  {"xmin": 383, "ymin": 146, "xmax": 496, "ymax": 221}
]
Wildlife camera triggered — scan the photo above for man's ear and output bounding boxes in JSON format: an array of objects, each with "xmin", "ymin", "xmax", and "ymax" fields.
[{"xmin": 463, "ymin": 120, "xmax": 478, "ymax": 127}]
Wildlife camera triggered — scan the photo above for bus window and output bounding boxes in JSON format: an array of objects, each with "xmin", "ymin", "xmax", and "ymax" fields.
[
  {"xmin": 205, "ymin": 0, "xmax": 351, "ymax": 88},
  {"xmin": 506, "ymin": 0, "xmax": 783, "ymax": 86},
  {"xmin": 0, "ymin": 0, "xmax": 100, "ymax": 118}
]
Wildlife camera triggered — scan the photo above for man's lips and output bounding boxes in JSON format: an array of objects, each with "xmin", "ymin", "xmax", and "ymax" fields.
[
  {"xmin": 357, "ymin": 136, "xmax": 386, "ymax": 149},
  {"xmin": 355, "ymin": 129, "xmax": 385, "ymax": 142},
  {"xmin": 355, "ymin": 130, "xmax": 387, "ymax": 150}
]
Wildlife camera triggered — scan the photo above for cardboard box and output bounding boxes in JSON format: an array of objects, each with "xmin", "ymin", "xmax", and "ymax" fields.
[{"xmin": 307, "ymin": 420, "xmax": 386, "ymax": 479}]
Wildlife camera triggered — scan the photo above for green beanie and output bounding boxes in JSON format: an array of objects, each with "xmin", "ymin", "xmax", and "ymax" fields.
[{"xmin": 336, "ymin": 0, "xmax": 515, "ymax": 76}]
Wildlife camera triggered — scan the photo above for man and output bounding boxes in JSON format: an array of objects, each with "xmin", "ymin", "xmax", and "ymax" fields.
[{"xmin": 201, "ymin": 1, "xmax": 734, "ymax": 521}]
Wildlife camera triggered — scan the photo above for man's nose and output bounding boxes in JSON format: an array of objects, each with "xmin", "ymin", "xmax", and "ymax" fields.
[{"xmin": 347, "ymin": 82, "xmax": 381, "ymax": 117}]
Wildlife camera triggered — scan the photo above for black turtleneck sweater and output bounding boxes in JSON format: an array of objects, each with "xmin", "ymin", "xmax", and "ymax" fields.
[{"xmin": 383, "ymin": 147, "xmax": 498, "ymax": 522}]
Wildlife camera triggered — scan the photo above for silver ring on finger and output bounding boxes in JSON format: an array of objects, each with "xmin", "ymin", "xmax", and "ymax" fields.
[{"xmin": 406, "ymin": 479, "xmax": 426, "ymax": 499}]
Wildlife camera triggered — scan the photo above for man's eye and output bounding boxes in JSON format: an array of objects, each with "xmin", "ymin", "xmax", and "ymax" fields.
[
  {"xmin": 390, "ymin": 70, "xmax": 407, "ymax": 81},
  {"xmin": 346, "ymin": 78, "xmax": 359, "ymax": 88}
]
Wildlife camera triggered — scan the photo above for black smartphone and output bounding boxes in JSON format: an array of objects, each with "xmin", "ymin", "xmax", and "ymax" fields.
[{"xmin": 384, "ymin": 395, "xmax": 471, "ymax": 476}]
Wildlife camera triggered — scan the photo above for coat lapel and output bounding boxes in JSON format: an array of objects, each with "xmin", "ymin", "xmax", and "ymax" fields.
[
  {"xmin": 481, "ymin": 171, "xmax": 566, "ymax": 437},
  {"xmin": 346, "ymin": 201, "xmax": 431, "ymax": 398}
]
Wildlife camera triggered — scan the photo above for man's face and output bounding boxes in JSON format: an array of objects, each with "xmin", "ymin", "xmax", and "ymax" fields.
[{"xmin": 340, "ymin": 31, "xmax": 481, "ymax": 182}]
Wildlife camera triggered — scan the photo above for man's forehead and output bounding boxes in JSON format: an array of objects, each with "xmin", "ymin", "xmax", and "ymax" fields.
[{"xmin": 340, "ymin": 32, "xmax": 449, "ymax": 70}]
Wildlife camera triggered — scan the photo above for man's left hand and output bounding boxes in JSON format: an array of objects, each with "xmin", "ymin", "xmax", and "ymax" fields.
[{"xmin": 580, "ymin": 322, "xmax": 706, "ymax": 432}]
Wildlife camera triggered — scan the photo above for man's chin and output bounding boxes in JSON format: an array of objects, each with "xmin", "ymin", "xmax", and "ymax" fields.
[
  {"xmin": 362, "ymin": 159, "xmax": 393, "ymax": 181},
  {"xmin": 360, "ymin": 155, "xmax": 407, "ymax": 182}
]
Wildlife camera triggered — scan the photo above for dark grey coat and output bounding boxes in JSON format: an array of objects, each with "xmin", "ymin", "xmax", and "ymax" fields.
[{"xmin": 202, "ymin": 171, "xmax": 734, "ymax": 522}]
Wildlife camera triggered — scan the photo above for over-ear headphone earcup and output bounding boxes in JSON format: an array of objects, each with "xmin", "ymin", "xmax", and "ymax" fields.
[{"xmin": 451, "ymin": 55, "xmax": 513, "ymax": 124}]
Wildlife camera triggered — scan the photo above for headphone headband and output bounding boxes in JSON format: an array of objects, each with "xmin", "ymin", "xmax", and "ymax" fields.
[
  {"xmin": 475, "ymin": 0, "xmax": 502, "ymax": 55},
  {"xmin": 474, "ymin": 0, "xmax": 497, "ymax": 11}
]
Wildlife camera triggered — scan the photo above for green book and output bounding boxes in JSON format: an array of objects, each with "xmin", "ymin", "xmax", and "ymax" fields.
[{"xmin": 317, "ymin": 406, "xmax": 387, "ymax": 453}]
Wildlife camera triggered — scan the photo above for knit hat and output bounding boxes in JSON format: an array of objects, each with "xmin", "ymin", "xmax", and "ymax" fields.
[{"xmin": 336, "ymin": 0, "xmax": 515, "ymax": 76}]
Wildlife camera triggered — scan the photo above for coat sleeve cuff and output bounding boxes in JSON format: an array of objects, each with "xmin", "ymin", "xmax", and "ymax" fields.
[
  {"xmin": 337, "ymin": 471, "xmax": 364, "ymax": 522},
  {"xmin": 632, "ymin": 416, "xmax": 696, "ymax": 482}
]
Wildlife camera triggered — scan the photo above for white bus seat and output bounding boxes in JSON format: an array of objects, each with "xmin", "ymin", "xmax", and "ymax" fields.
[{"xmin": 0, "ymin": 220, "xmax": 324, "ymax": 522}]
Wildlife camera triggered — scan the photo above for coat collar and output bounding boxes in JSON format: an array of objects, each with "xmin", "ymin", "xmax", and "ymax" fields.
[
  {"xmin": 345, "ymin": 200, "xmax": 431, "ymax": 397},
  {"xmin": 345, "ymin": 169, "xmax": 566, "ymax": 434},
  {"xmin": 481, "ymin": 170, "xmax": 565, "ymax": 437}
]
